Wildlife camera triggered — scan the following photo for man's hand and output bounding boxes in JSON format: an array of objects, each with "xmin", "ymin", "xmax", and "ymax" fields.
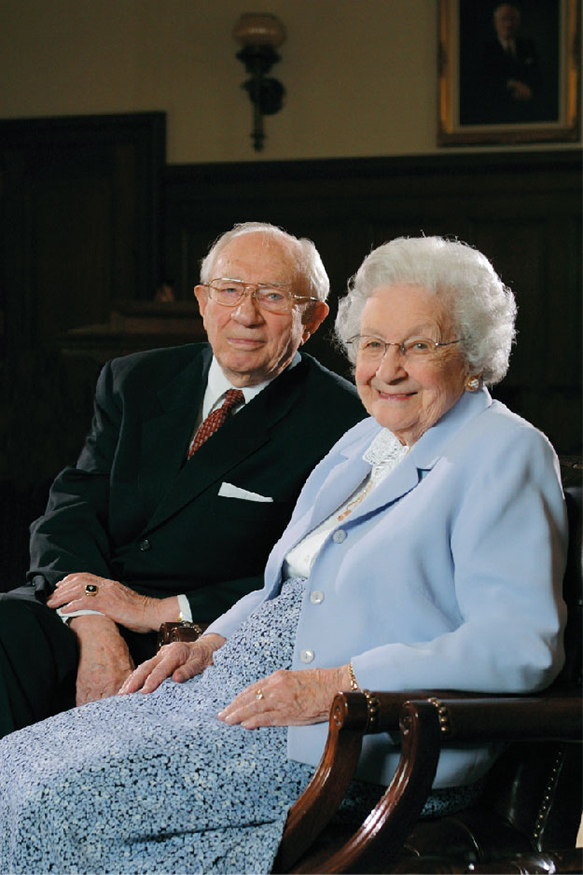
[
  {"xmin": 70, "ymin": 614, "xmax": 135, "ymax": 705},
  {"xmin": 118, "ymin": 634, "xmax": 226, "ymax": 695},
  {"xmin": 47, "ymin": 573, "xmax": 180, "ymax": 633},
  {"xmin": 507, "ymin": 79, "xmax": 533, "ymax": 102}
]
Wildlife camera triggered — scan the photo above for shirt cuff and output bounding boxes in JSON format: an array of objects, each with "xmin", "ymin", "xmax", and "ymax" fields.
[
  {"xmin": 177, "ymin": 594, "xmax": 193, "ymax": 623},
  {"xmin": 56, "ymin": 607, "xmax": 105, "ymax": 624}
]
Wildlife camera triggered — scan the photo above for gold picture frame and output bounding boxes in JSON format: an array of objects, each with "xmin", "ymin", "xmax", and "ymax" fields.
[{"xmin": 438, "ymin": 0, "xmax": 581, "ymax": 145}]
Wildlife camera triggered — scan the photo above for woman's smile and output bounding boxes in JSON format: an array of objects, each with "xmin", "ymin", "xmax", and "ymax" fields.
[
  {"xmin": 355, "ymin": 283, "xmax": 469, "ymax": 446},
  {"xmin": 374, "ymin": 387, "xmax": 417, "ymax": 401}
]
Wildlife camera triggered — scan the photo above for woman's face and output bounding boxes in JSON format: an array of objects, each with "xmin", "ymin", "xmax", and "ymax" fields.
[{"xmin": 355, "ymin": 283, "xmax": 470, "ymax": 446}]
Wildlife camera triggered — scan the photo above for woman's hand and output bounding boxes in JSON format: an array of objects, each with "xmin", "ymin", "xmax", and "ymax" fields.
[
  {"xmin": 47, "ymin": 573, "xmax": 179, "ymax": 634},
  {"xmin": 118, "ymin": 633, "xmax": 226, "ymax": 695},
  {"xmin": 218, "ymin": 665, "xmax": 350, "ymax": 729}
]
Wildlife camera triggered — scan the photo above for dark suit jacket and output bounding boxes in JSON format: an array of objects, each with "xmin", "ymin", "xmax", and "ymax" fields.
[
  {"xmin": 461, "ymin": 36, "xmax": 544, "ymax": 125},
  {"xmin": 27, "ymin": 344, "xmax": 365, "ymax": 622}
]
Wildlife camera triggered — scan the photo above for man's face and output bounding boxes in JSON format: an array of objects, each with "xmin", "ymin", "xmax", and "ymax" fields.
[
  {"xmin": 194, "ymin": 233, "xmax": 328, "ymax": 387},
  {"xmin": 494, "ymin": 4, "xmax": 521, "ymax": 40}
]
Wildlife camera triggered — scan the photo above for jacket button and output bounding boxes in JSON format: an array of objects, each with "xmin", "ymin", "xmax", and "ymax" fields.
[
  {"xmin": 310, "ymin": 590, "xmax": 324, "ymax": 604},
  {"xmin": 300, "ymin": 649, "xmax": 315, "ymax": 663},
  {"xmin": 332, "ymin": 529, "xmax": 347, "ymax": 543},
  {"xmin": 139, "ymin": 539, "xmax": 151, "ymax": 552}
]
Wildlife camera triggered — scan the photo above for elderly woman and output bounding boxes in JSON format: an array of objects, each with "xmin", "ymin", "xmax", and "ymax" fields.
[{"xmin": 0, "ymin": 237, "xmax": 567, "ymax": 874}]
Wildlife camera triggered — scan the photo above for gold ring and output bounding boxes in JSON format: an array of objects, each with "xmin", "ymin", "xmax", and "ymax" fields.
[
  {"xmin": 255, "ymin": 689, "xmax": 264, "ymax": 701},
  {"xmin": 85, "ymin": 584, "xmax": 98, "ymax": 596}
]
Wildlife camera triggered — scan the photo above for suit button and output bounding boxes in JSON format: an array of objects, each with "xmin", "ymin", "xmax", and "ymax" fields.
[
  {"xmin": 310, "ymin": 590, "xmax": 324, "ymax": 604},
  {"xmin": 300, "ymin": 649, "xmax": 315, "ymax": 663},
  {"xmin": 139, "ymin": 539, "xmax": 151, "ymax": 552},
  {"xmin": 332, "ymin": 529, "xmax": 347, "ymax": 543}
]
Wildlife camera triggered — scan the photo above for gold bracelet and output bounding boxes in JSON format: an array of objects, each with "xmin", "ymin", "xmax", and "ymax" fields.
[{"xmin": 348, "ymin": 661, "xmax": 360, "ymax": 691}]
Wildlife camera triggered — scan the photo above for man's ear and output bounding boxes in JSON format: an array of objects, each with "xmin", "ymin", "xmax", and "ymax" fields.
[
  {"xmin": 300, "ymin": 301, "xmax": 329, "ymax": 344},
  {"xmin": 194, "ymin": 285, "xmax": 208, "ymax": 318}
]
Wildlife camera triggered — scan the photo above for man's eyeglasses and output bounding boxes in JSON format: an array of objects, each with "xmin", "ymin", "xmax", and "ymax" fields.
[
  {"xmin": 347, "ymin": 335, "xmax": 461, "ymax": 361},
  {"xmin": 204, "ymin": 279, "xmax": 319, "ymax": 314}
]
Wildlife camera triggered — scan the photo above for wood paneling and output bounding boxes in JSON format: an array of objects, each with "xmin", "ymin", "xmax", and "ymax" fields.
[
  {"xmin": 6, "ymin": 118, "xmax": 577, "ymax": 589},
  {"xmin": 0, "ymin": 113, "xmax": 165, "ymax": 350},
  {"xmin": 0, "ymin": 139, "xmax": 580, "ymax": 491},
  {"xmin": 0, "ymin": 113, "xmax": 166, "ymax": 487},
  {"xmin": 163, "ymin": 150, "xmax": 582, "ymax": 454}
]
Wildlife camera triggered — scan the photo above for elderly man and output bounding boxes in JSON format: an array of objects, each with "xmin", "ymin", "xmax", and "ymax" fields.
[
  {"xmin": 461, "ymin": 1, "xmax": 545, "ymax": 125},
  {"xmin": 0, "ymin": 222, "xmax": 364, "ymax": 737}
]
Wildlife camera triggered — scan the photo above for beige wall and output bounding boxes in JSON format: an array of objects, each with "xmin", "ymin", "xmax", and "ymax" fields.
[{"xmin": 1, "ymin": 0, "xmax": 579, "ymax": 164}]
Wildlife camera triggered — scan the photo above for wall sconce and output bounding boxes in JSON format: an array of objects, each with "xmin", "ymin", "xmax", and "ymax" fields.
[{"xmin": 233, "ymin": 13, "xmax": 286, "ymax": 152}]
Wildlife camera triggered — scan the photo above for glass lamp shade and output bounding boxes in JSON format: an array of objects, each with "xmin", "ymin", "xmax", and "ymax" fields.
[{"xmin": 233, "ymin": 13, "xmax": 286, "ymax": 48}]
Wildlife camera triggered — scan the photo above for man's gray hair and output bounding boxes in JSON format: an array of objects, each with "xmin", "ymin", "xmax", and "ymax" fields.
[
  {"xmin": 335, "ymin": 236, "xmax": 517, "ymax": 386},
  {"xmin": 200, "ymin": 222, "xmax": 330, "ymax": 302}
]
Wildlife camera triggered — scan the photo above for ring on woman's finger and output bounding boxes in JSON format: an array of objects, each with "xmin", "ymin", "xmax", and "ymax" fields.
[
  {"xmin": 85, "ymin": 584, "xmax": 98, "ymax": 596},
  {"xmin": 255, "ymin": 689, "xmax": 265, "ymax": 701}
]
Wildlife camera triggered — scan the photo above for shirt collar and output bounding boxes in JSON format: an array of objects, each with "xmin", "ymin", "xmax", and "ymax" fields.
[
  {"xmin": 498, "ymin": 36, "xmax": 516, "ymax": 51},
  {"xmin": 202, "ymin": 352, "xmax": 301, "ymax": 419}
]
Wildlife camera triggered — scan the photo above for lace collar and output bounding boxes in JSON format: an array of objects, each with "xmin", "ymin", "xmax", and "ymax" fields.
[{"xmin": 363, "ymin": 428, "xmax": 409, "ymax": 483}]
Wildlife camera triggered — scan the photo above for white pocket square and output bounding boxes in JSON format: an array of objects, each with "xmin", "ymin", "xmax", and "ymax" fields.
[{"xmin": 218, "ymin": 482, "xmax": 273, "ymax": 503}]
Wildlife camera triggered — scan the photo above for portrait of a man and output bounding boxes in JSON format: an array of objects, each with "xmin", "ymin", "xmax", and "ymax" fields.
[{"xmin": 459, "ymin": 1, "xmax": 560, "ymax": 126}]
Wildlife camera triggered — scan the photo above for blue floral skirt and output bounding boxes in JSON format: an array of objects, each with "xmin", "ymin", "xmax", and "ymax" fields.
[{"xmin": 0, "ymin": 579, "xmax": 481, "ymax": 874}]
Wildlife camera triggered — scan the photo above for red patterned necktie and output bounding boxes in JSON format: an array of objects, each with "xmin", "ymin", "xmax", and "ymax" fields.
[{"xmin": 187, "ymin": 388, "xmax": 244, "ymax": 458}]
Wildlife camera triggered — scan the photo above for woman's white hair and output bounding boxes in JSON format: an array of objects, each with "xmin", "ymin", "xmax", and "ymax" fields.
[
  {"xmin": 200, "ymin": 222, "xmax": 330, "ymax": 302},
  {"xmin": 335, "ymin": 236, "xmax": 517, "ymax": 386}
]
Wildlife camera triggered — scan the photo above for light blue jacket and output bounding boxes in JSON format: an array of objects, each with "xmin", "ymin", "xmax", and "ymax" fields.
[{"xmin": 208, "ymin": 389, "xmax": 568, "ymax": 787}]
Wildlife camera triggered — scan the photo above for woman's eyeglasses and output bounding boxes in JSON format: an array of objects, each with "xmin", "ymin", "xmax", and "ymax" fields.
[{"xmin": 347, "ymin": 335, "xmax": 461, "ymax": 361}]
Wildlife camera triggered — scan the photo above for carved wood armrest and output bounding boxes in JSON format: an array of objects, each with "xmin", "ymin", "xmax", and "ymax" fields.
[
  {"xmin": 276, "ymin": 688, "xmax": 582, "ymax": 874},
  {"xmin": 157, "ymin": 621, "xmax": 209, "ymax": 649},
  {"xmin": 366, "ymin": 687, "xmax": 582, "ymax": 742},
  {"xmin": 275, "ymin": 691, "xmax": 439, "ymax": 873},
  {"xmin": 411, "ymin": 690, "xmax": 582, "ymax": 743},
  {"xmin": 276, "ymin": 694, "xmax": 443, "ymax": 874}
]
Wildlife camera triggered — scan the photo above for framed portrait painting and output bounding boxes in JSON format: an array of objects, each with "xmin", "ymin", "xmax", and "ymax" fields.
[{"xmin": 438, "ymin": 0, "xmax": 581, "ymax": 145}]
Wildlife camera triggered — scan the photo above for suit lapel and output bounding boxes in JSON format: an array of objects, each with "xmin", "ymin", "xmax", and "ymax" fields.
[
  {"xmin": 307, "ymin": 453, "xmax": 371, "ymax": 532},
  {"xmin": 273, "ymin": 390, "xmax": 493, "ymax": 569},
  {"xmin": 313, "ymin": 449, "xmax": 420, "ymax": 529},
  {"xmin": 349, "ymin": 454, "xmax": 420, "ymax": 522},
  {"xmin": 138, "ymin": 348, "xmax": 211, "ymax": 520},
  {"xmin": 347, "ymin": 388, "xmax": 492, "ymax": 524},
  {"xmin": 278, "ymin": 424, "xmax": 420, "ymax": 555},
  {"xmin": 285, "ymin": 421, "xmax": 375, "ymax": 539},
  {"xmin": 142, "ymin": 355, "xmax": 309, "ymax": 533}
]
